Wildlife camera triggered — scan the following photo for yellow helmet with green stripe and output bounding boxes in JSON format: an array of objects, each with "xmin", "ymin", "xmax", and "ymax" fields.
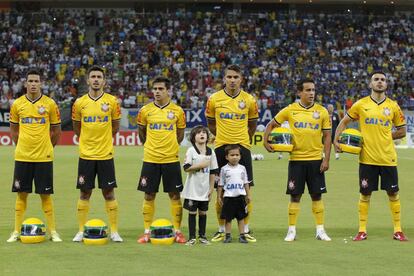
[
  {"xmin": 83, "ymin": 219, "xmax": 108, "ymax": 245},
  {"xmin": 268, "ymin": 127, "xmax": 294, "ymax": 152},
  {"xmin": 339, "ymin": 128, "xmax": 363, "ymax": 154},
  {"xmin": 150, "ymin": 219, "xmax": 175, "ymax": 245},
  {"xmin": 20, "ymin": 218, "xmax": 46, "ymax": 244}
]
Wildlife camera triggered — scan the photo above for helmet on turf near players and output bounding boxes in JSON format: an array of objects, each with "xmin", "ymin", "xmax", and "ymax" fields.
[
  {"xmin": 20, "ymin": 217, "xmax": 46, "ymax": 244},
  {"xmin": 83, "ymin": 219, "xmax": 108, "ymax": 245},
  {"xmin": 150, "ymin": 218, "xmax": 175, "ymax": 245}
]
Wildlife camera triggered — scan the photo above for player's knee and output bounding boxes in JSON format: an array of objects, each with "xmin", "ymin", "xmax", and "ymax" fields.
[
  {"xmin": 290, "ymin": 194, "xmax": 302, "ymax": 203},
  {"xmin": 168, "ymin": 192, "xmax": 180, "ymax": 200},
  {"xmin": 189, "ymin": 211, "xmax": 197, "ymax": 215},
  {"xmin": 144, "ymin": 193, "xmax": 156, "ymax": 201},
  {"xmin": 388, "ymin": 192, "xmax": 399, "ymax": 201},
  {"xmin": 359, "ymin": 194, "xmax": 371, "ymax": 202},
  {"xmin": 310, "ymin": 194, "xmax": 321, "ymax": 201},
  {"xmin": 102, "ymin": 189, "xmax": 115, "ymax": 200},
  {"xmin": 80, "ymin": 190, "xmax": 92, "ymax": 200},
  {"xmin": 198, "ymin": 210, "xmax": 207, "ymax": 216}
]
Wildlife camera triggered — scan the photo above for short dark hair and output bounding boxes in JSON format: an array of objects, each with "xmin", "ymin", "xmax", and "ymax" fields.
[
  {"xmin": 225, "ymin": 64, "xmax": 242, "ymax": 76},
  {"xmin": 26, "ymin": 68, "xmax": 42, "ymax": 80},
  {"xmin": 190, "ymin": 125, "xmax": 210, "ymax": 145},
  {"xmin": 370, "ymin": 71, "xmax": 387, "ymax": 79},
  {"xmin": 87, "ymin": 65, "xmax": 105, "ymax": 78},
  {"xmin": 224, "ymin": 144, "xmax": 240, "ymax": 156},
  {"xmin": 297, "ymin": 79, "xmax": 315, "ymax": 91},
  {"xmin": 152, "ymin": 76, "xmax": 171, "ymax": 90}
]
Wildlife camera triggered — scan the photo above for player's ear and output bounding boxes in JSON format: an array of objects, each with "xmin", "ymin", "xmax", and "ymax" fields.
[{"xmin": 368, "ymin": 82, "xmax": 372, "ymax": 89}]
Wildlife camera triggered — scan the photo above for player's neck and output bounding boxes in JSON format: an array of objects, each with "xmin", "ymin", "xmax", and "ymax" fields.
[
  {"xmin": 26, "ymin": 92, "xmax": 41, "ymax": 101},
  {"xmin": 370, "ymin": 91, "xmax": 386, "ymax": 103},
  {"xmin": 224, "ymin": 88, "xmax": 241, "ymax": 97},
  {"xmin": 195, "ymin": 142, "xmax": 206, "ymax": 153},
  {"xmin": 155, "ymin": 98, "xmax": 170, "ymax": 107},
  {"xmin": 88, "ymin": 89, "xmax": 104, "ymax": 99},
  {"xmin": 299, "ymin": 99, "xmax": 313, "ymax": 108}
]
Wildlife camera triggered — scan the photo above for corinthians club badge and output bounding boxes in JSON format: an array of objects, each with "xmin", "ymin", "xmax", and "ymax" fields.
[
  {"xmin": 167, "ymin": 111, "xmax": 175, "ymax": 120},
  {"xmin": 238, "ymin": 100, "xmax": 246, "ymax": 110},
  {"xmin": 383, "ymin": 107, "xmax": 391, "ymax": 116},
  {"xmin": 38, "ymin": 105, "xmax": 46, "ymax": 115},
  {"xmin": 313, "ymin": 111, "xmax": 320, "ymax": 119},
  {"xmin": 101, "ymin": 103, "xmax": 109, "ymax": 112}
]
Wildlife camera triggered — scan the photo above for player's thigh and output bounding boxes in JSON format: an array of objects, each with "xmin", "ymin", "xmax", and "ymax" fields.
[
  {"xmin": 220, "ymin": 197, "xmax": 235, "ymax": 221},
  {"xmin": 239, "ymin": 146, "xmax": 254, "ymax": 185},
  {"xmin": 234, "ymin": 196, "xmax": 248, "ymax": 221},
  {"xmin": 286, "ymin": 161, "xmax": 306, "ymax": 195},
  {"xmin": 12, "ymin": 161, "xmax": 35, "ymax": 193},
  {"xmin": 34, "ymin": 162, "xmax": 54, "ymax": 194},
  {"xmin": 77, "ymin": 158, "xmax": 97, "ymax": 190},
  {"xmin": 97, "ymin": 159, "xmax": 117, "ymax": 189},
  {"xmin": 306, "ymin": 160, "xmax": 327, "ymax": 194},
  {"xmin": 161, "ymin": 162, "xmax": 183, "ymax": 193},
  {"xmin": 183, "ymin": 199, "xmax": 198, "ymax": 212},
  {"xmin": 215, "ymin": 146, "xmax": 227, "ymax": 170},
  {"xmin": 359, "ymin": 164, "xmax": 380, "ymax": 193},
  {"xmin": 380, "ymin": 166, "xmax": 399, "ymax": 192},
  {"xmin": 138, "ymin": 162, "xmax": 161, "ymax": 193}
]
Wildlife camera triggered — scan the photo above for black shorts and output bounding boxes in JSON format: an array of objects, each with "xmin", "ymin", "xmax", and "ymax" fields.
[
  {"xmin": 138, "ymin": 161, "xmax": 183, "ymax": 193},
  {"xmin": 215, "ymin": 145, "xmax": 254, "ymax": 187},
  {"xmin": 220, "ymin": 196, "xmax": 248, "ymax": 222},
  {"xmin": 286, "ymin": 160, "xmax": 327, "ymax": 195},
  {"xmin": 183, "ymin": 199, "xmax": 209, "ymax": 212},
  {"xmin": 359, "ymin": 164, "xmax": 399, "ymax": 194},
  {"xmin": 77, "ymin": 158, "xmax": 117, "ymax": 191},
  {"xmin": 12, "ymin": 161, "xmax": 54, "ymax": 194}
]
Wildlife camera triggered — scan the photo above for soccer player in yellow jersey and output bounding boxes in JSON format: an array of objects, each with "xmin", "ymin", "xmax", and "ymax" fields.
[
  {"xmin": 136, "ymin": 76, "xmax": 187, "ymax": 244},
  {"xmin": 205, "ymin": 65, "xmax": 259, "ymax": 242},
  {"xmin": 263, "ymin": 79, "xmax": 332, "ymax": 242},
  {"xmin": 334, "ymin": 71, "xmax": 407, "ymax": 242},
  {"xmin": 71, "ymin": 66, "xmax": 123, "ymax": 242},
  {"xmin": 7, "ymin": 69, "xmax": 62, "ymax": 243}
]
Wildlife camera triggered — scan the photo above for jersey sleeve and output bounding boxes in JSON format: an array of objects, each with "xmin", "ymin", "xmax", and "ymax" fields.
[
  {"xmin": 136, "ymin": 106, "xmax": 147, "ymax": 126},
  {"xmin": 177, "ymin": 107, "xmax": 186, "ymax": 129},
  {"xmin": 49, "ymin": 99, "xmax": 61, "ymax": 125},
  {"xmin": 71, "ymin": 99, "xmax": 81, "ymax": 122},
  {"xmin": 205, "ymin": 95, "xmax": 215, "ymax": 119},
  {"xmin": 210, "ymin": 150, "xmax": 219, "ymax": 174},
  {"xmin": 112, "ymin": 98, "xmax": 121, "ymax": 121},
  {"xmin": 392, "ymin": 103, "xmax": 406, "ymax": 128},
  {"xmin": 182, "ymin": 147, "xmax": 193, "ymax": 170},
  {"xmin": 218, "ymin": 167, "xmax": 225, "ymax": 187},
  {"xmin": 321, "ymin": 108, "xmax": 331, "ymax": 130},
  {"xmin": 248, "ymin": 96, "xmax": 259, "ymax": 120},
  {"xmin": 274, "ymin": 106, "xmax": 289, "ymax": 125},
  {"xmin": 9, "ymin": 101, "xmax": 19, "ymax": 124},
  {"xmin": 346, "ymin": 100, "xmax": 360, "ymax": 120}
]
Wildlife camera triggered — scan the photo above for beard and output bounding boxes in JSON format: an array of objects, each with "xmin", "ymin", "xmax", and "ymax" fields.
[{"xmin": 372, "ymin": 87, "xmax": 386, "ymax": 93}]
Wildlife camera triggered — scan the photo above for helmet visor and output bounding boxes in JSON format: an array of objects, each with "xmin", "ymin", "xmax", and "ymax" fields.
[
  {"xmin": 151, "ymin": 227, "xmax": 174, "ymax": 239},
  {"xmin": 21, "ymin": 224, "xmax": 46, "ymax": 236},
  {"xmin": 269, "ymin": 133, "xmax": 292, "ymax": 145},
  {"xmin": 84, "ymin": 227, "xmax": 108, "ymax": 239},
  {"xmin": 340, "ymin": 134, "xmax": 362, "ymax": 147}
]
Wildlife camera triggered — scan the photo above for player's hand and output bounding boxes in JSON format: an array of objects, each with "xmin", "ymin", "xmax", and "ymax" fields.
[
  {"xmin": 333, "ymin": 140, "xmax": 342, "ymax": 153},
  {"xmin": 217, "ymin": 197, "xmax": 223, "ymax": 207},
  {"xmin": 320, "ymin": 159, "xmax": 329, "ymax": 173},
  {"xmin": 199, "ymin": 157, "xmax": 211, "ymax": 169},
  {"xmin": 263, "ymin": 140, "xmax": 275, "ymax": 153},
  {"xmin": 208, "ymin": 189, "xmax": 214, "ymax": 201}
]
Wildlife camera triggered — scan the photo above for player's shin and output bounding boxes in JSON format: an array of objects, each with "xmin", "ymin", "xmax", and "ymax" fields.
[
  {"xmin": 14, "ymin": 193, "xmax": 28, "ymax": 232},
  {"xmin": 40, "ymin": 194, "xmax": 56, "ymax": 232},
  {"xmin": 170, "ymin": 199, "xmax": 183, "ymax": 231},
  {"xmin": 105, "ymin": 199, "xmax": 119, "ymax": 233},
  {"xmin": 215, "ymin": 200, "xmax": 225, "ymax": 230},
  {"xmin": 142, "ymin": 199, "xmax": 155, "ymax": 232},
  {"xmin": 288, "ymin": 202, "xmax": 300, "ymax": 227},
  {"xmin": 358, "ymin": 194, "xmax": 371, "ymax": 232},
  {"xmin": 77, "ymin": 199, "xmax": 90, "ymax": 232},
  {"xmin": 388, "ymin": 194, "xmax": 401, "ymax": 232},
  {"xmin": 312, "ymin": 200, "xmax": 325, "ymax": 226}
]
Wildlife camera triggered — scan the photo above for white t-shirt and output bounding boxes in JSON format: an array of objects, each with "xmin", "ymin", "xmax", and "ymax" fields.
[
  {"xmin": 219, "ymin": 164, "xmax": 248, "ymax": 197},
  {"xmin": 181, "ymin": 146, "xmax": 218, "ymax": 201}
]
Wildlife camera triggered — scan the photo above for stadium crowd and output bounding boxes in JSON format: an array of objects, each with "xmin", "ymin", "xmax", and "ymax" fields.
[{"xmin": 1, "ymin": 8, "xmax": 413, "ymax": 111}]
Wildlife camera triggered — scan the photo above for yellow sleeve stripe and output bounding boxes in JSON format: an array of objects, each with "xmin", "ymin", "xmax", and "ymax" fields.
[
  {"xmin": 137, "ymin": 123, "xmax": 146, "ymax": 126},
  {"xmin": 50, "ymin": 123, "xmax": 61, "ymax": 126},
  {"xmin": 274, "ymin": 118, "xmax": 282, "ymax": 125},
  {"xmin": 395, "ymin": 124, "xmax": 406, "ymax": 129},
  {"xmin": 322, "ymin": 128, "xmax": 331, "ymax": 130},
  {"xmin": 248, "ymin": 117, "xmax": 259, "ymax": 121},
  {"xmin": 10, "ymin": 121, "xmax": 19, "ymax": 124},
  {"xmin": 346, "ymin": 112, "xmax": 355, "ymax": 120},
  {"xmin": 112, "ymin": 119, "xmax": 121, "ymax": 121},
  {"xmin": 72, "ymin": 119, "xmax": 81, "ymax": 122},
  {"xmin": 206, "ymin": 116, "xmax": 215, "ymax": 119}
]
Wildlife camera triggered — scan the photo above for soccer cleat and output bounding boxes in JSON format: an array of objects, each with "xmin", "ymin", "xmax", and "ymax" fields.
[
  {"xmin": 393, "ymin": 231, "xmax": 408, "ymax": 242},
  {"xmin": 72, "ymin": 232, "xmax": 84, "ymax": 242},
  {"xmin": 316, "ymin": 229, "xmax": 331, "ymax": 241},
  {"xmin": 284, "ymin": 230, "xmax": 296, "ymax": 242},
  {"xmin": 6, "ymin": 231, "xmax": 20, "ymax": 243},
  {"xmin": 244, "ymin": 232, "xmax": 257, "ymax": 243},
  {"xmin": 175, "ymin": 232, "xmax": 187, "ymax": 244},
  {"xmin": 211, "ymin": 231, "xmax": 225, "ymax": 242},
  {"xmin": 185, "ymin": 238, "xmax": 197, "ymax": 246},
  {"xmin": 137, "ymin": 233, "xmax": 150, "ymax": 244},
  {"xmin": 353, "ymin": 232, "xmax": 368, "ymax": 241},
  {"xmin": 50, "ymin": 231, "xmax": 63, "ymax": 242},
  {"xmin": 223, "ymin": 236, "xmax": 232, "ymax": 243},
  {"xmin": 110, "ymin": 232, "xmax": 124, "ymax": 242},
  {"xmin": 239, "ymin": 235, "xmax": 248, "ymax": 244},
  {"xmin": 198, "ymin": 236, "xmax": 211, "ymax": 245}
]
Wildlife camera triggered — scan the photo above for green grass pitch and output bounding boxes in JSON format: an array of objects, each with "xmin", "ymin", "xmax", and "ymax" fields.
[{"xmin": 0, "ymin": 146, "xmax": 413, "ymax": 275}]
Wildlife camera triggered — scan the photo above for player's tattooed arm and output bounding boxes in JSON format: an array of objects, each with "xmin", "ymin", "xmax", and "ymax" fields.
[
  {"xmin": 248, "ymin": 118, "xmax": 257, "ymax": 139},
  {"xmin": 392, "ymin": 126, "xmax": 406, "ymax": 140},
  {"xmin": 73, "ymin": 120, "xmax": 81, "ymax": 138},
  {"xmin": 177, "ymin": 127, "xmax": 185, "ymax": 144},
  {"xmin": 263, "ymin": 119, "xmax": 280, "ymax": 152},
  {"xmin": 206, "ymin": 118, "xmax": 216, "ymax": 136},
  {"xmin": 138, "ymin": 124, "xmax": 146, "ymax": 144},
  {"xmin": 112, "ymin": 119, "xmax": 120, "ymax": 136},
  {"xmin": 10, "ymin": 123, "xmax": 19, "ymax": 144},
  {"xmin": 50, "ymin": 124, "xmax": 61, "ymax": 147}
]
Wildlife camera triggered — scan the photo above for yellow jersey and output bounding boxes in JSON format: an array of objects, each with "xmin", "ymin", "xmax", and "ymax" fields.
[
  {"xmin": 72, "ymin": 93, "xmax": 121, "ymax": 160},
  {"xmin": 347, "ymin": 96, "xmax": 405, "ymax": 166},
  {"xmin": 137, "ymin": 101, "xmax": 186, "ymax": 163},
  {"xmin": 275, "ymin": 102, "xmax": 331, "ymax": 161},
  {"xmin": 205, "ymin": 89, "xmax": 258, "ymax": 149},
  {"xmin": 9, "ymin": 95, "xmax": 61, "ymax": 162}
]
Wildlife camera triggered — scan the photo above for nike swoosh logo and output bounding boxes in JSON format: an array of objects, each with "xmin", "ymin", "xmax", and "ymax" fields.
[
  {"xmin": 45, "ymin": 187, "xmax": 51, "ymax": 191},
  {"xmin": 175, "ymin": 185, "xmax": 182, "ymax": 188},
  {"xmin": 108, "ymin": 181, "xmax": 116, "ymax": 185},
  {"xmin": 391, "ymin": 185, "xmax": 398, "ymax": 188},
  {"xmin": 320, "ymin": 187, "xmax": 326, "ymax": 190}
]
